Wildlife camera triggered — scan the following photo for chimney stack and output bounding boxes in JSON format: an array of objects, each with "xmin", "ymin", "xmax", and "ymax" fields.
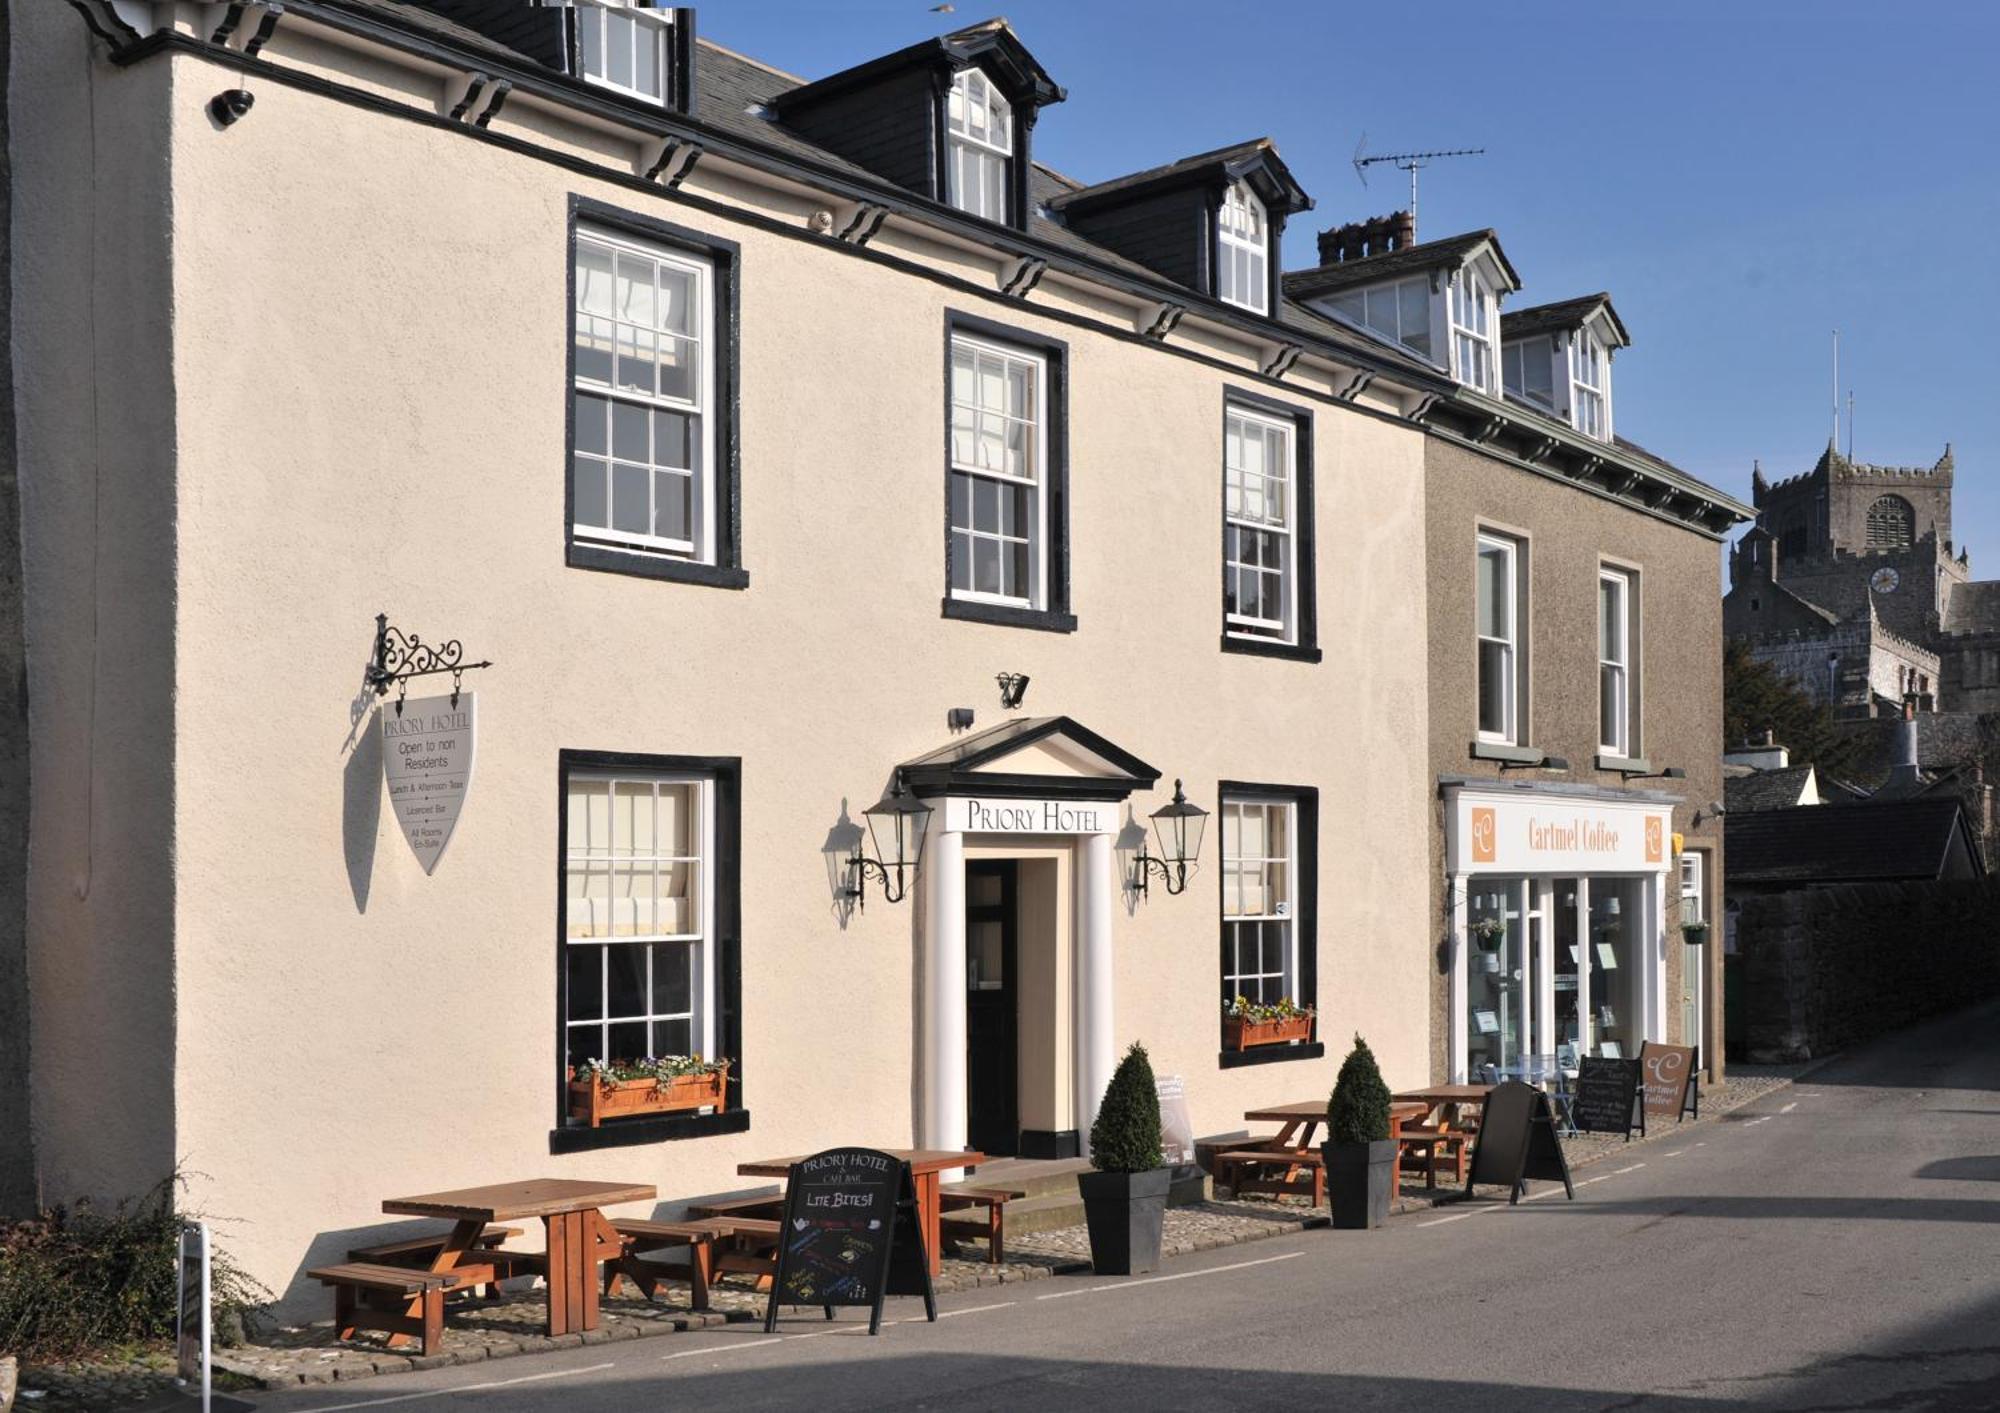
[
  {"xmin": 1887, "ymin": 694, "xmax": 1922, "ymax": 790},
  {"xmin": 1316, "ymin": 211, "xmax": 1415, "ymax": 265}
]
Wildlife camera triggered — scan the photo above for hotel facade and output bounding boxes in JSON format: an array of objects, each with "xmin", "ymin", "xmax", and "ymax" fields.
[{"xmin": 3, "ymin": 0, "xmax": 1749, "ymax": 1305}]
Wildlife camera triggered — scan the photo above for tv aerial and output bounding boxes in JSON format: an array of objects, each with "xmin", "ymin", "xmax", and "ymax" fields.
[{"xmin": 1352, "ymin": 134, "xmax": 1485, "ymax": 242}]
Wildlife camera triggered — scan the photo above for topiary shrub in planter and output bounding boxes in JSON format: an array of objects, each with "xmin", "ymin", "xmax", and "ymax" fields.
[
  {"xmin": 1323, "ymin": 1034, "xmax": 1396, "ymax": 1230},
  {"xmin": 1076, "ymin": 1042, "xmax": 1169, "ymax": 1275}
]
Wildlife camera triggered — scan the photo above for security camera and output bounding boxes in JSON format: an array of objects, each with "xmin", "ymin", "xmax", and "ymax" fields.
[{"xmin": 209, "ymin": 89, "xmax": 255, "ymax": 126}]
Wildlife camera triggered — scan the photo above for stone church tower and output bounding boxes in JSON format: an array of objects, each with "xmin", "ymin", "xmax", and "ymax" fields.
[{"xmin": 1724, "ymin": 443, "xmax": 2000, "ymax": 716}]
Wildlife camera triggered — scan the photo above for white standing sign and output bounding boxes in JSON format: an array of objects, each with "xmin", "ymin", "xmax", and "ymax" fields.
[{"xmin": 383, "ymin": 692, "xmax": 477, "ymax": 874}]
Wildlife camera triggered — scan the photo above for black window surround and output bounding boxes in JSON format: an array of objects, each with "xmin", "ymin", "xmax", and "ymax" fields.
[
  {"xmin": 565, "ymin": 195, "xmax": 748, "ymax": 589},
  {"xmin": 1216, "ymin": 781, "xmax": 1320, "ymax": 1070},
  {"xmin": 1220, "ymin": 387, "xmax": 1321, "ymax": 663},
  {"xmin": 550, "ymin": 749, "xmax": 746, "ymax": 1153},
  {"xmin": 941, "ymin": 309, "xmax": 1076, "ymax": 634},
  {"xmin": 559, "ymin": 3, "xmax": 697, "ymax": 115},
  {"xmin": 933, "ymin": 60, "xmax": 1041, "ymax": 231}
]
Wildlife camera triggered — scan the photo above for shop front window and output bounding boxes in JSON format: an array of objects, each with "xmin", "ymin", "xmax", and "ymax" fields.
[
  {"xmin": 1466, "ymin": 878, "xmax": 1528, "ymax": 1078},
  {"xmin": 1588, "ymin": 877, "xmax": 1643, "ymax": 1058}
]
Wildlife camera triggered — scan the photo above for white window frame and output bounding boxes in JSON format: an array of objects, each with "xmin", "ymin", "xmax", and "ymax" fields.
[
  {"xmin": 1325, "ymin": 277, "xmax": 1432, "ymax": 360},
  {"xmin": 1599, "ymin": 566, "xmax": 1633, "ymax": 756},
  {"xmin": 1221, "ymin": 796, "xmax": 1298, "ymax": 1007},
  {"xmin": 1224, "ymin": 406, "xmax": 1297, "ymax": 644},
  {"xmin": 563, "ymin": 770, "xmax": 716, "ymax": 1067},
  {"xmin": 1450, "ymin": 267, "xmax": 1498, "ymax": 393},
  {"xmin": 573, "ymin": 0, "xmax": 674, "ymax": 106},
  {"xmin": 949, "ymin": 332, "xmax": 1047, "ymax": 610},
  {"xmin": 1477, "ymin": 533, "xmax": 1521, "ymax": 744},
  {"xmin": 1503, "ymin": 336, "xmax": 1555, "ymax": 409},
  {"xmin": 945, "ymin": 66, "xmax": 1012, "ymax": 222},
  {"xmin": 570, "ymin": 226, "xmax": 716, "ymax": 563},
  {"xmin": 1570, "ymin": 328, "xmax": 1609, "ymax": 439},
  {"xmin": 1217, "ymin": 182, "xmax": 1269, "ymax": 314}
]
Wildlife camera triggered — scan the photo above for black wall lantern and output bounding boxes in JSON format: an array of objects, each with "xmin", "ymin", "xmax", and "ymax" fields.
[
  {"xmin": 844, "ymin": 778, "xmax": 933, "ymax": 909},
  {"xmin": 1132, "ymin": 779, "xmax": 1209, "ymax": 898}
]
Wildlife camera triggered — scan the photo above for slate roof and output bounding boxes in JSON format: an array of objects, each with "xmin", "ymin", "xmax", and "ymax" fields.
[
  {"xmin": 1046, "ymin": 138, "xmax": 1310, "ymax": 214},
  {"xmin": 1944, "ymin": 580, "xmax": 2000, "ymax": 633},
  {"xmin": 323, "ymin": 0, "xmax": 538, "ymax": 61},
  {"xmin": 1282, "ymin": 230, "xmax": 1516, "ymax": 300},
  {"xmin": 1724, "ymin": 766, "xmax": 1817, "ymax": 814},
  {"xmin": 1725, "ymin": 798, "xmax": 1978, "ymax": 884},
  {"xmin": 1500, "ymin": 293, "xmax": 1629, "ymax": 347}
]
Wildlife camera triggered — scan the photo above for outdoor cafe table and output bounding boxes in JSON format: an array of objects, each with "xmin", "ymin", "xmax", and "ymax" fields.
[
  {"xmin": 381, "ymin": 1178, "xmax": 656, "ymax": 1337},
  {"xmin": 737, "ymin": 1149, "xmax": 985, "ymax": 1277},
  {"xmin": 1243, "ymin": 1099, "xmax": 1432, "ymax": 1149}
]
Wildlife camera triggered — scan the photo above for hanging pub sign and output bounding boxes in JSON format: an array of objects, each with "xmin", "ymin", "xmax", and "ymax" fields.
[
  {"xmin": 383, "ymin": 693, "xmax": 477, "ymax": 874},
  {"xmin": 1639, "ymin": 1042, "xmax": 1700, "ymax": 1124},
  {"xmin": 1466, "ymin": 1080, "xmax": 1575, "ymax": 1205},
  {"xmin": 1570, "ymin": 1055, "xmax": 1645, "ymax": 1140},
  {"xmin": 765, "ymin": 1148, "xmax": 937, "ymax": 1335}
]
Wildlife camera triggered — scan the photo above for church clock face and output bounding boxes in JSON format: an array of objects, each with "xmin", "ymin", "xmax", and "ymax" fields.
[{"xmin": 1871, "ymin": 567, "xmax": 1901, "ymax": 595}]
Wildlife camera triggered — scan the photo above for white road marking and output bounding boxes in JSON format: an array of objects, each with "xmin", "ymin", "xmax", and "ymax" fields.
[
  {"xmin": 660, "ymin": 1340, "xmax": 775, "ymax": 1362},
  {"xmin": 1521, "ymin": 1184, "xmax": 1570, "ymax": 1201},
  {"xmin": 939, "ymin": 1302, "xmax": 1016, "ymax": 1318},
  {"xmin": 1034, "ymin": 1250, "xmax": 1302, "ymax": 1299},
  {"xmin": 1780, "ymin": 1101, "xmax": 1798, "ymax": 1114},
  {"xmin": 1743, "ymin": 1115, "xmax": 1773, "ymax": 1127},
  {"xmin": 1575, "ymin": 1175, "xmax": 1613, "ymax": 1187},
  {"xmin": 1664, "ymin": 1150, "xmax": 1687, "ymax": 1158},
  {"xmin": 1611, "ymin": 1164, "xmax": 1646, "ymax": 1175},
  {"xmin": 306, "ymin": 1362, "xmax": 618, "ymax": 1411},
  {"xmin": 1417, "ymin": 1206, "xmax": 1498, "ymax": 1227}
]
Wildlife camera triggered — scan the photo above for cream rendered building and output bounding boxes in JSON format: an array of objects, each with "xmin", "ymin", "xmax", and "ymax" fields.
[{"xmin": 5, "ymin": 0, "xmax": 1741, "ymax": 1309}]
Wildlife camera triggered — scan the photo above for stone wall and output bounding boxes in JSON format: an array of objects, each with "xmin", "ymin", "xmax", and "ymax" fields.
[{"xmin": 1732, "ymin": 879, "xmax": 2000, "ymax": 1061}]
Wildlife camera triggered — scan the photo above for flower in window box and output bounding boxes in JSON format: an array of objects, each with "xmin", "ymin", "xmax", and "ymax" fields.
[
  {"xmin": 1222, "ymin": 995, "xmax": 1315, "ymax": 1051},
  {"xmin": 567, "ymin": 1055, "xmax": 731, "ymax": 1128}
]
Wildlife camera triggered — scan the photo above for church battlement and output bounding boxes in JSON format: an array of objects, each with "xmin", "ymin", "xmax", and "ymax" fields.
[{"xmin": 1752, "ymin": 443, "xmax": 1953, "ymax": 506}]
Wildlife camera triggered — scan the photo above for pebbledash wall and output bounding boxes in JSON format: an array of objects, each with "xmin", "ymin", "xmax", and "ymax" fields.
[{"xmin": 12, "ymin": 4, "xmax": 1443, "ymax": 1308}]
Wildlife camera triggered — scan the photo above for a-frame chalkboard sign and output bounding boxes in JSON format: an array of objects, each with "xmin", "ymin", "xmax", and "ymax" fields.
[
  {"xmin": 764, "ymin": 1148, "xmax": 938, "ymax": 1335},
  {"xmin": 1570, "ymin": 1055, "xmax": 1645, "ymax": 1140},
  {"xmin": 1466, "ymin": 1080, "xmax": 1574, "ymax": 1205}
]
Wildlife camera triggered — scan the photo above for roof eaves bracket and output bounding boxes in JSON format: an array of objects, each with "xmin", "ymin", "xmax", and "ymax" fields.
[
  {"xmin": 642, "ymin": 136, "xmax": 704, "ymax": 188},
  {"xmin": 999, "ymin": 255, "xmax": 1048, "ymax": 299},
  {"xmin": 1260, "ymin": 342, "xmax": 1304, "ymax": 380},
  {"xmin": 243, "ymin": 2, "xmax": 284, "ymax": 59},
  {"xmin": 1137, "ymin": 302, "xmax": 1185, "ymax": 340},
  {"xmin": 835, "ymin": 201, "xmax": 890, "ymax": 246}
]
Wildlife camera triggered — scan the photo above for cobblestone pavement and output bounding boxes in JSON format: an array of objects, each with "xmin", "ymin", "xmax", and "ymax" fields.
[{"xmin": 12, "ymin": 1065, "xmax": 1806, "ymax": 1411}]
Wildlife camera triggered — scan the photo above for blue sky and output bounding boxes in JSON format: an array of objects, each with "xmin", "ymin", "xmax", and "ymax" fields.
[{"xmin": 701, "ymin": 2, "xmax": 2000, "ymax": 565}]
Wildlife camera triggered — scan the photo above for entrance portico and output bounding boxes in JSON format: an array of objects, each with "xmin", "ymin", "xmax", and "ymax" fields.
[{"xmin": 900, "ymin": 718, "xmax": 1159, "ymax": 1160}]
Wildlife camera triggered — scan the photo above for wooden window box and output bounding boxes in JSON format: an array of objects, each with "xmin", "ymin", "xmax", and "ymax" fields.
[
  {"xmin": 1224, "ymin": 1015, "xmax": 1314, "ymax": 1052},
  {"xmin": 567, "ymin": 1063, "xmax": 729, "ymax": 1128}
]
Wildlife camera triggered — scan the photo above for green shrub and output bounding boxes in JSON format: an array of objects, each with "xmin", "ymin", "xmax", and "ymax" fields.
[
  {"xmin": 1327, "ymin": 1034, "xmax": 1393, "ymax": 1145},
  {"xmin": 1089, "ymin": 1042, "xmax": 1163, "ymax": 1173},
  {"xmin": 0, "ymin": 1173, "xmax": 268, "ymax": 1362}
]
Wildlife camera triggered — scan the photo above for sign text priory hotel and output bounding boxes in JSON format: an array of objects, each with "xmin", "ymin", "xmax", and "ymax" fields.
[{"xmin": 2, "ymin": 0, "xmax": 1748, "ymax": 1307}]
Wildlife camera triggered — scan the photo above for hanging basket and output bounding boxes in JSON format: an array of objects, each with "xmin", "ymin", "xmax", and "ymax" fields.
[{"xmin": 1680, "ymin": 923, "xmax": 1711, "ymax": 946}]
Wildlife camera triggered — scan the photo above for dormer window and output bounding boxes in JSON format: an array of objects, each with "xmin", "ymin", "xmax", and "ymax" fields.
[
  {"xmin": 574, "ymin": 1, "xmax": 675, "ymax": 105},
  {"xmin": 1217, "ymin": 182, "xmax": 1269, "ymax": 314},
  {"xmin": 946, "ymin": 66, "xmax": 1013, "ymax": 221},
  {"xmin": 1449, "ymin": 267, "xmax": 1498, "ymax": 393},
  {"xmin": 1502, "ymin": 336, "xmax": 1554, "ymax": 408},
  {"xmin": 1570, "ymin": 328, "xmax": 1609, "ymax": 438},
  {"xmin": 1324, "ymin": 278, "xmax": 1431, "ymax": 359}
]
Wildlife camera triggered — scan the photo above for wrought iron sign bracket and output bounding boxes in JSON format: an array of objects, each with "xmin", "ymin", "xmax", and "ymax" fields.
[{"xmin": 365, "ymin": 612, "xmax": 493, "ymax": 714}]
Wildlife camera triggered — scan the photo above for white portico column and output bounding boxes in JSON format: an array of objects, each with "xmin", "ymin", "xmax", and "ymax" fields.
[
  {"xmin": 1075, "ymin": 830, "xmax": 1116, "ymax": 1151},
  {"xmin": 921, "ymin": 825, "xmax": 966, "ymax": 1153}
]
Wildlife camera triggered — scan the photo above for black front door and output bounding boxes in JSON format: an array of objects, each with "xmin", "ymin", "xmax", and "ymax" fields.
[{"xmin": 965, "ymin": 861, "xmax": 1019, "ymax": 1157}]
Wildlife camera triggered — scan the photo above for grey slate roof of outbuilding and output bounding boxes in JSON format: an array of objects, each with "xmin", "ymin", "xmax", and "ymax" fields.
[
  {"xmin": 1724, "ymin": 767, "xmax": 1818, "ymax": 814},
  {"xmin": 1725, "ymin": 798, "xmax": 1979, "ymax": 884}
]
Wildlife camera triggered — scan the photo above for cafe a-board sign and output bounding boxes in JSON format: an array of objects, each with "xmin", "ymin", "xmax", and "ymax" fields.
[
  {"xmin": 1466, "ymin": 1080, "xmax": 1575, "ymax": 1204},
  {"xmin": 1570, "ymin": 1055, "xmax": 1645, "ymax": 1140},
  {"xmin": 383, "ymin": 693, "xmax": 476, "ymax": 874},
  {"xmin": 765, "ymin": 1148, "xmax": 938, "ymax": 1335},
  {"xmin": 1639, "ymin": 1043, "xmax": 1701, "ymax": 1124}
]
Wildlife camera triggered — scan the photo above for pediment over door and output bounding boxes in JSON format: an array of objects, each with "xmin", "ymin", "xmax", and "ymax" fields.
[{"xmin": 897, "ymin": 716, "xmax": 1160, "ymax": 802}]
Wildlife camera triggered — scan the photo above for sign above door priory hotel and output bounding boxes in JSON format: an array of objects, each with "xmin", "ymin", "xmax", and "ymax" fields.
[
  {"xmin": 941, "ymin": 796, "xmax": 1112, "ymax": 835},
  {"xmin": 1448, "ymin": 787, "xmax": 1668, "ymax": 874}
]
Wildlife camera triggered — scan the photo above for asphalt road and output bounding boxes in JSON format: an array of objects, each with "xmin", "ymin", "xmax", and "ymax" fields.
[{"xmin": 262, "ymin": 1001, "xmax": 2000, "ymax": 1411}]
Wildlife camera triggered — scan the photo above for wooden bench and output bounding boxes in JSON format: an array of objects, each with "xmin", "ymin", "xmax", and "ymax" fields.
[
  {"xmin": 1214, "ymin": 1147, "xmax": 1324, "ymax": 1205},
  {"xmin": 686, "ymin": 1192, "xmax": 785, "ymax": 1221},
  {"xmin": 603, "ymin": 1219, "xmax": 721, "ymax": 1308},
  {"xmin": 309, "ymin": 1262, "xmax": 455, "ymax": 1356},
  {"xmin": 1397, "ymin": 1126, "xmax": 1470, "ymax": 1189},
  {"xmin": 938, "ymin": 1185, "xmax": 1026, "ymax": 1264},
  {"xmin": 346, "ymin": 1225, "xmax": 524, "ymax": 1298},
  {"xmin": 1194, "ymin": 1131, "xmax": 1252, "ymax": 1177},
  {"xmin": 690, "ymin": 1216, "xmax": 780, "ymax": 1290}
]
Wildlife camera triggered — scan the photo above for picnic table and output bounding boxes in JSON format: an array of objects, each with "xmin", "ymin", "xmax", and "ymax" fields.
[
  {"xmin": 381, "ymin": 1178, "xmax": 656, "ymax": 1337},
  {"xmin": 1391, "ymin": 1084, "xmax": 1495, "ymax": 1133},
  {"xmin": 1217, "ymin": 1101, "xmax": 1432, "ymax": 1202},
  {"xmin": 737, "ymin": 1149, "xmax": 983, "ymax": 1277}
]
